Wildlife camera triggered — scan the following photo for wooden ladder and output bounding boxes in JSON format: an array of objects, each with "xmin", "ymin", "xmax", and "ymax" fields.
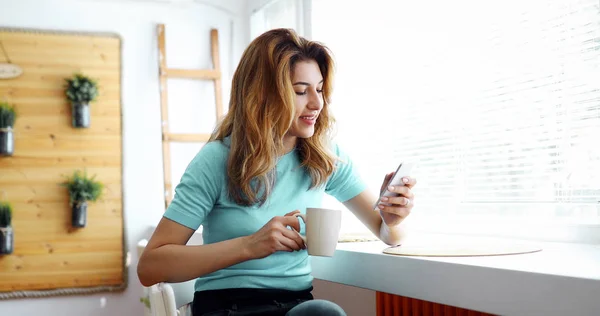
[{"xmin": 157, "ymin": 24, "xmax": 224, "ymax": 209}]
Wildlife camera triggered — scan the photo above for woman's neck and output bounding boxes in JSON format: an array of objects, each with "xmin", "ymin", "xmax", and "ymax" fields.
[{"xmin": 282, "ymin": 135, "xmax": 298, "ymax": 155}]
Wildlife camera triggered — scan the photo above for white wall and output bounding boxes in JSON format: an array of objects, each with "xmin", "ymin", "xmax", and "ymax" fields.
[{"xmin": 0, "ymin": 0, "xmax": 245, "ymax": 315}]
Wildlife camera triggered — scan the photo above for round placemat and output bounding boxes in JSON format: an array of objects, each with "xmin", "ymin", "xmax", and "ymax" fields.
[
  {"xmin": 383, "ymin": 243, "xmax": 542, "ymax": 257},
  {"xmin": 338, "ymin": 234, "xmax": 379, "ymax": 243}
]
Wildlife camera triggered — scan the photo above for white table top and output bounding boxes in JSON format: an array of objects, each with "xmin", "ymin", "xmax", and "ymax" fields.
[{"xmin": 310, "ymin": 233, "xmax": 600, "ymax": 316}]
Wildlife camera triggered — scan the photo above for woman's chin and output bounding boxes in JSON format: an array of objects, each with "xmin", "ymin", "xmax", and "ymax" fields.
[
  {"xmin": 288, "ymin": 126, "xmax": 315, "ymax": 140},
  {"xmin": 299, "ymin": 130, "xmax": 315, "ymax": 139}
]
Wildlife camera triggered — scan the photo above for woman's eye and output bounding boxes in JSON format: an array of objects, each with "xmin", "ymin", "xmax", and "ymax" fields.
[{"xmin": 295, "ymin": 89, "xmax": 322, "ymax": 95}]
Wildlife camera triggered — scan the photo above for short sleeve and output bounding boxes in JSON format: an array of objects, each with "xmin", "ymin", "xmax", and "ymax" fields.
[
  {"xmin": 163, "ymin": 142, "xmax": 226, "ymax": 230},
  {"xmin": 325, "ymin": 143, "xmax": 367, "ymax": 202}
]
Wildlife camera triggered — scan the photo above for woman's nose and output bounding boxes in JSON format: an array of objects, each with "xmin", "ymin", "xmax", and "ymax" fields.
[{"xmin": 308, "ymin": 90, "xmax": 323, "ymax": 110}]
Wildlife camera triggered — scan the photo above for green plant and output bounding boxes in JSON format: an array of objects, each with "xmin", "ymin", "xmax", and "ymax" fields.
[
  {"xmin": 0, "ymin": 101, "xmax": 16, "ymax": 129},
  {"xmin": 65, "ymin": 73, "xmax": 99, "ymax": 104},
  {"xmin": 140, "ymin": 296, "xmax": 151, "ymax": 309},
  {"xmin": 61, "ymin": 170, "xmax": 103, "ymax": 206},
  {"xmin": 0, "ymin": 202, "xmax": 12, "ymax": 227}
]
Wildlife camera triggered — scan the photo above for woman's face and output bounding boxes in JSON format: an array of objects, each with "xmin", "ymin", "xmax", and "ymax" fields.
[{"xmin": 285, "ymin": 59, "xmax": 324, "ymax": 144}]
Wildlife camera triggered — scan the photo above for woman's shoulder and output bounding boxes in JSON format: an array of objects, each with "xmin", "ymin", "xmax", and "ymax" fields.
[
  {"xmin": 187, "ymin": 139, "xmax": 230, "ymax": 169},
  {"xmin": 201, "ymin": 139, "xmax": 231, "ymax": 156},
  {"xmin": 325, "ymin": 140, "xmax": 347, "ymax": 161}
]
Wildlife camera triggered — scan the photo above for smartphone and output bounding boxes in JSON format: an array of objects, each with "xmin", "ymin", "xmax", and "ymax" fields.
[{"xmin": 374, "ymin": 162, "xmax": 415, "ymax": 208}]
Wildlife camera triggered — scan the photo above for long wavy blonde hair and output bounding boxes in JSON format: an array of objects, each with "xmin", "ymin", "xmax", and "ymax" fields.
[{"xmin": 210, "ymin": 28, "xmax": 338, "ymax": 206}]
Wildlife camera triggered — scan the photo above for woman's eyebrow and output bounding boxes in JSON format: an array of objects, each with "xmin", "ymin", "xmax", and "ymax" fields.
[{"xmin": 292, "ymin": 79, "xmax": 324, "ymax": 86}]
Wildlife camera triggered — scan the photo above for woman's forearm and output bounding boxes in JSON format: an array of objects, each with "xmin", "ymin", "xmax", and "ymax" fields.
[
  {"xmin": 137, "ymin": 236, "xmax": 253, "ymax": 287},
  {"xmin": 379, "ymin": 221, "xmax": 408, "ymax": 246}
]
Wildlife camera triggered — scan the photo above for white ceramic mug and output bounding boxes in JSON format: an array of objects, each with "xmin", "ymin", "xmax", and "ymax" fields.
[{"xmin": 294, "ymin": 208, "xmax": 342, "ymax": 257}]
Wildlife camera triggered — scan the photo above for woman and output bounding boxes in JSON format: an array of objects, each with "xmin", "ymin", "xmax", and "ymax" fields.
[{"xmin": 137, "ymin": 28, "xmax": 416, "ymax": 316}]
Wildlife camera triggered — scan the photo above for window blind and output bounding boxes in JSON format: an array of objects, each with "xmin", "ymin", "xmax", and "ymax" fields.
[{"xmin": 313, "ymin": 0, "xmax": 600, "ymax": 227}]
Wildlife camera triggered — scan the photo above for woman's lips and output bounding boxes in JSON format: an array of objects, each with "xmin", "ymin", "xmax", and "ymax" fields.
[{"xmin": 299, "ymin": 115, "xmax": 316, "ymax": 125}]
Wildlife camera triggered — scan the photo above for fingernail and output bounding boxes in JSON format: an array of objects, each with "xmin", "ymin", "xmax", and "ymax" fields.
[
  {"xmin": 403, "ymin": 178, "xmax": 409, "ymax": 184},
  {"xmin": 378, "ymin": 205, "xmax": 385, "ymax": 210},
  {"xmin": 388, "ymin": 186, "xmax": 395, "ymax": 191},
  {"xmin": 374, "ymin": 207, "xmax": 380, "ymax": 212},
  {"xmin": 380, "ymin": 197, "xmax": 388, "ymax": 202}
]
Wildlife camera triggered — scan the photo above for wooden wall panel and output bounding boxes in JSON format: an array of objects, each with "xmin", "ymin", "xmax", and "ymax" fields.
[{"xmin": 0, "ymin": 28, "xmax": 124, "ymax": 295}]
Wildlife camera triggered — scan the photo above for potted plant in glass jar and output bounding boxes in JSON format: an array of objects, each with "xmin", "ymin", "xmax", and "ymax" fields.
[
  {"xmin": 64, "ymin": 73, "xmax": 99, "ymax": 128},
  {"xmin": 0, "ymin": 101, "xmax": 16, "ymax": 156},
  {"xmin": 0, "ymin": 201, "xmax": 13, "ymax": 255},
  {"xmin": 61, "ymin": 170, "xmax": 103, "ymax": 228}
]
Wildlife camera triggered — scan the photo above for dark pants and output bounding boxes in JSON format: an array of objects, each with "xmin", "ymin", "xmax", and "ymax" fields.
[{"xmin": 192, "ymin": 287, "xmax": 346, "ymax": 316}]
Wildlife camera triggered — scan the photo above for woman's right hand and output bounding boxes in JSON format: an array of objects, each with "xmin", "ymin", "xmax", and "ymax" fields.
[{"xmin": 245, "ymin": 210, "xmax": 306, "ymax": 260}]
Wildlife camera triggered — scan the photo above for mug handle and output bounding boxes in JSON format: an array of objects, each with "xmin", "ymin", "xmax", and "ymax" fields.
[{"xmin": 293, "ymin": 213, "xmax": 307, "ymax": 244}]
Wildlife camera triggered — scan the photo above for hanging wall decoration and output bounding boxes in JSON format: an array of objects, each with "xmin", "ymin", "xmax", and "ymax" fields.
[
  {"xmin": 60, "ymin": 170, "xmax": 104, "ymax": 228},
  {"xmin": 0, "ymin": 200, "xmax": 13, "ymax": 255},
  {"xmin": 0, "ymin": 27, "xmax": 125, "ymax": 300},
  {"xmin": 0, "ymin": 40, "xmax": 23, "ymax": 80},
  {"xmin": 64, "ymin": 73, "xmax": 99, "ymax": 128},
  {"xmin": 0, "ymin": 101, "xmax": 15, "ymax": 156}
]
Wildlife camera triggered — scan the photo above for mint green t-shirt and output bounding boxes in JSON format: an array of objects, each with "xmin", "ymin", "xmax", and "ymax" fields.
[{"xmin": 163, "ymin": 137, "xmax": 366, "ymax": 292}]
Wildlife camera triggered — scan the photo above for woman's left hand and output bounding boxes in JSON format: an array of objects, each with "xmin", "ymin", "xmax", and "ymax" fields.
[{"xmin": 375, "ymin": 173, "xmax": 417, "ymax": 227}]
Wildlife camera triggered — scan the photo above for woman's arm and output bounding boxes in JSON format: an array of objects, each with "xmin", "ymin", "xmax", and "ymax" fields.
[
  {"xmin": 137, "ymin": 217, "xmax": 252, "ymax": 286},
  {"xmin": 137, "ymin": 213, "xmax": 305, "ymax": 287},
  {"xmin": 342, "ymin": 175, "xmax": 416, "ymax": 246},
  {"xmin": 342, "ymin": 189, "xmax": 407, "ymax": 246}
]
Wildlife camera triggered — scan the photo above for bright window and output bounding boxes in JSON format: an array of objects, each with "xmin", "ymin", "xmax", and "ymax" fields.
[{"xmin": 312, "ymin": 0, "xmax": 600, "ymax": 241}]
